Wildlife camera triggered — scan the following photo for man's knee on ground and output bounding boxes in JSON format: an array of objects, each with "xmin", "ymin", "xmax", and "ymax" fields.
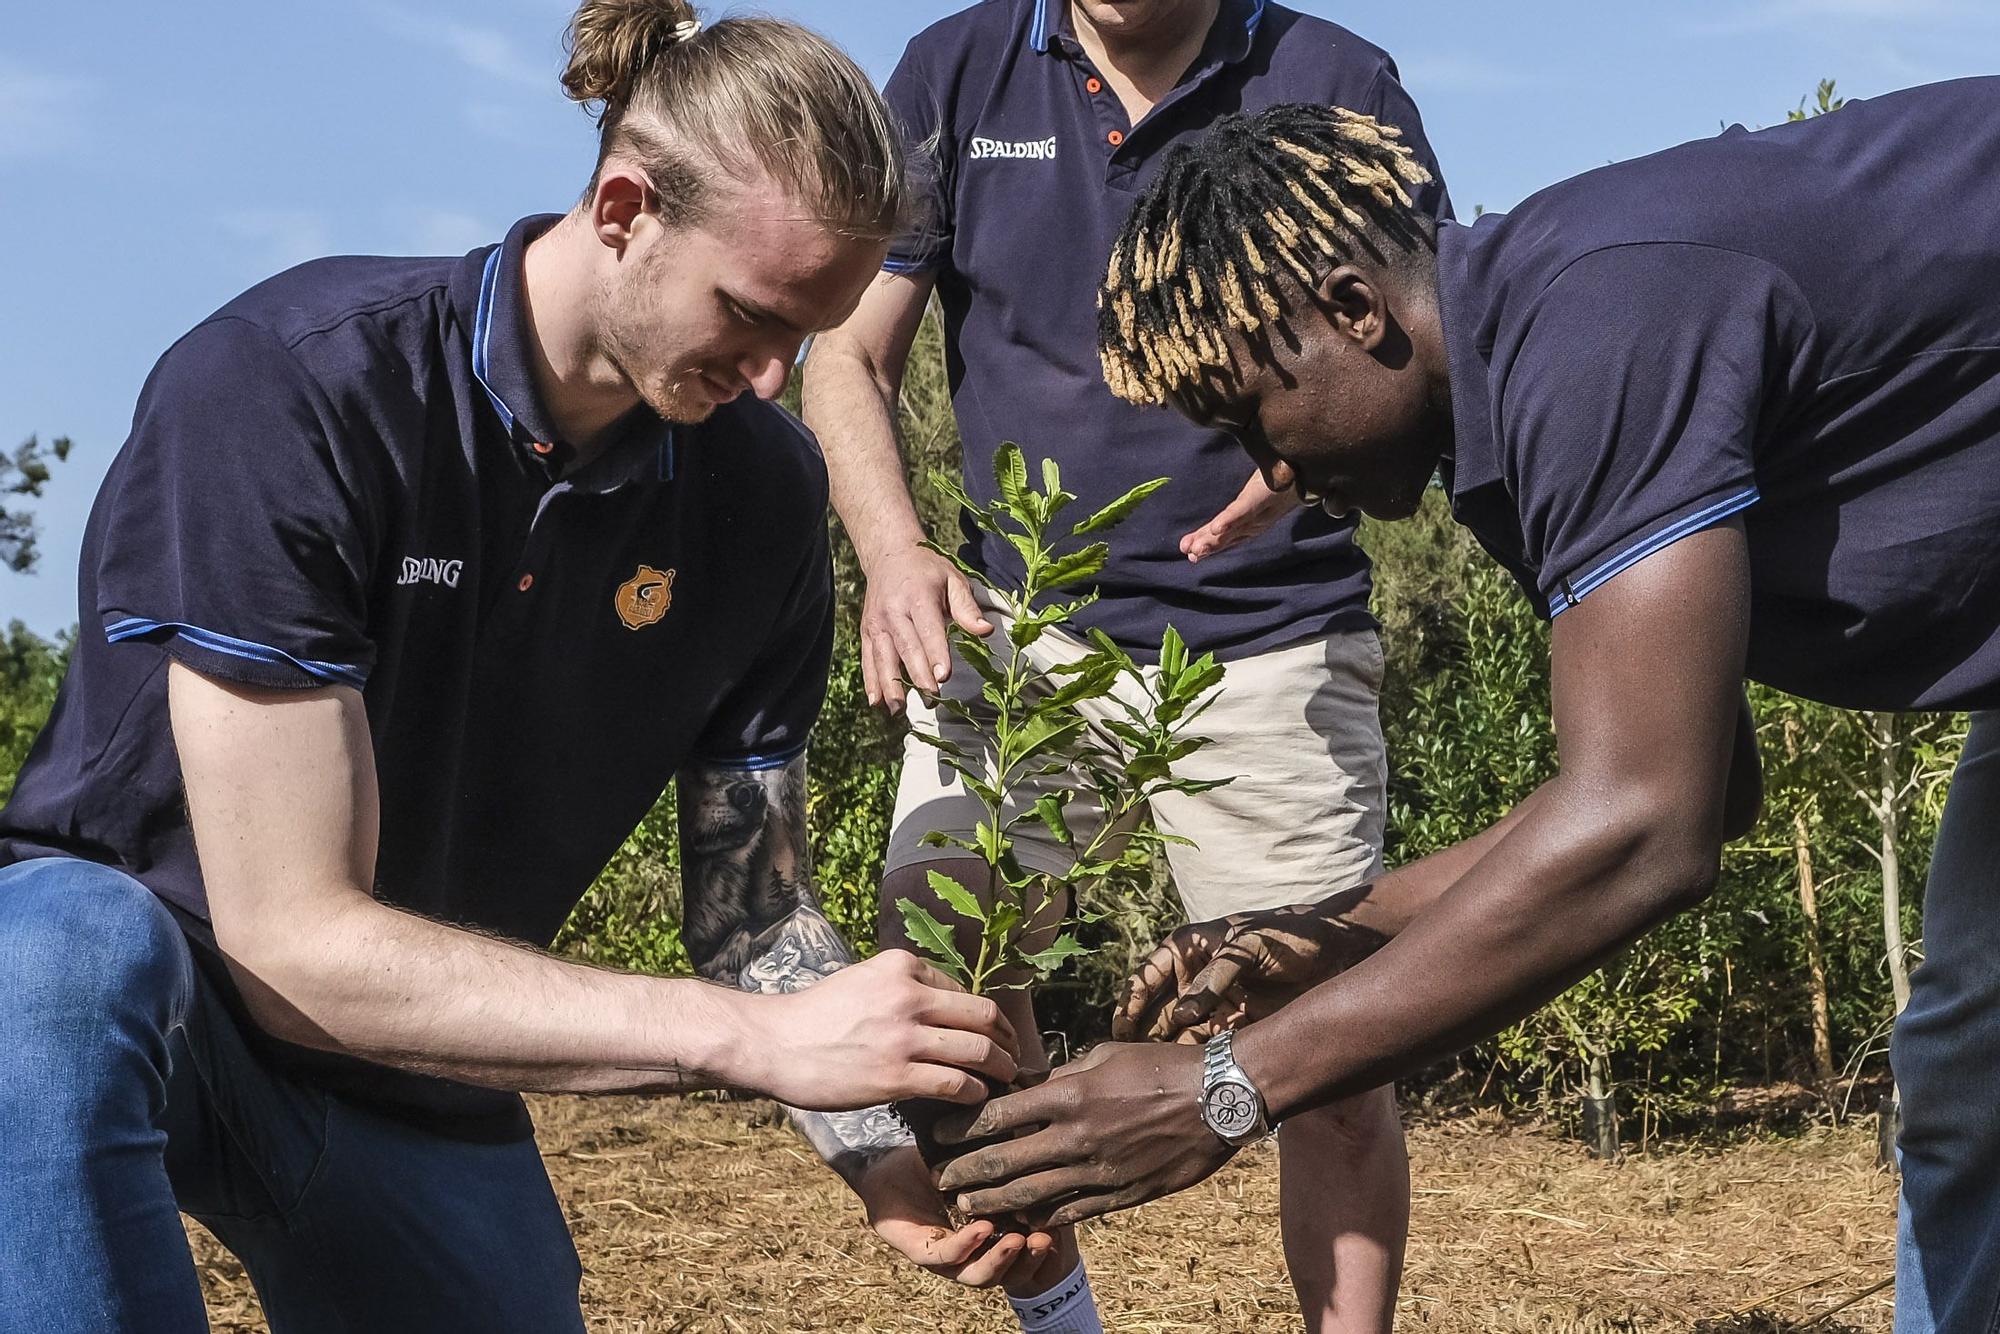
[{"xmin": 0, "ymin": 861, "xmax": 189, "ymax": 1079}]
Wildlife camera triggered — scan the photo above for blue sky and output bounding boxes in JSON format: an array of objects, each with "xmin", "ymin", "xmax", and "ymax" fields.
[{"xmin": 4, "ymin": 0, "xmax": 1998, "ymax": 635}]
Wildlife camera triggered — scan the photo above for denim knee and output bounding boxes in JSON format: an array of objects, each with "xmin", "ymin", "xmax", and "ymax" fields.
[{"xmin": 0, "ymin": 859, "xmax": 192, "ymax": 1110}]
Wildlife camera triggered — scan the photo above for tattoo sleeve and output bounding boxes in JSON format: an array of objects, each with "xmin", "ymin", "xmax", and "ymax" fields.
[{"xmin": 678, "ymin": 753, "xmax": 911, "ymax": 1181}]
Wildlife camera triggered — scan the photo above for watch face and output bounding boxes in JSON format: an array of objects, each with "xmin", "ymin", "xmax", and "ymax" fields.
[{"xmin": 1204, "ymin": 1081, "xmax": 1260, "ymax": 1138}]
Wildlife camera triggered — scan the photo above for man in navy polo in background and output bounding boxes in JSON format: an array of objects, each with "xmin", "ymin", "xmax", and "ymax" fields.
[
  {"xmin": 0, "ymin": 7, "xmax": 1025, "ymax": 1331},
  {"xmin": 803, "ymin": 1, "xmax": 1449, "ymax": 1329},
  {"xmin": 933, "ymin": 79, "xmax": 2000, "ymax": 1334}
]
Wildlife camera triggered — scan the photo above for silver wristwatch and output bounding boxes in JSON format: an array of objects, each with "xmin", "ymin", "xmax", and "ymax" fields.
[{"xmin": 1199, "ymin": 1029, "xmax": 1275, "ymax": 1146}]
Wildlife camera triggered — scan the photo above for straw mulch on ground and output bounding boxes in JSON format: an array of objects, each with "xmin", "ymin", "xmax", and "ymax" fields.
[{"xmin": 189, "ymin": 1094, "xmax": 1896, "ymax": 1332}]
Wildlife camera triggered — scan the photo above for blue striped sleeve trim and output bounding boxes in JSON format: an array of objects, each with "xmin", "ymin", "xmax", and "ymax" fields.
[
  {"xmin": 1549, "ymin": 487, "xmax": 1761, "ymax": 617},
  {"xmin": 698, "ymin": 741, "xmax": 810, "ymax": 773},
  {"xmin": 105, "ymin": 617, "xmax": 368, "ymax": 689},
  {"xmin": 882, "ymin": 256, "xmax": 938, "ymax": 275}
]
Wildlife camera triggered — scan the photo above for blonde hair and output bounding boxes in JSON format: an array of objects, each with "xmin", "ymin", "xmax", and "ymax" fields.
[
  {"xmin": 561, "ymin": 0, "xmax": 916, "ymax": 242},
  {"xmin": 1098, "ymin": 104, "xmax": 1435, "ymax": 406}
]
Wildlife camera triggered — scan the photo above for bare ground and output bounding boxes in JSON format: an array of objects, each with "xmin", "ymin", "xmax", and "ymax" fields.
[{"xmin": 188, "ymin": 1096, "xmax": 1897, "ymax": 1332}]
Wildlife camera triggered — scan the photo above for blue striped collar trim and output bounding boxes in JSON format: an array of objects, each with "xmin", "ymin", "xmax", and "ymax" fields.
[
  {"xmin": 472, "ymin": 245, "xmax": 518, "ymax": 436},
  {"xmin": 473, "ymin": 236, "xmax": 677, "ymax": 485}
]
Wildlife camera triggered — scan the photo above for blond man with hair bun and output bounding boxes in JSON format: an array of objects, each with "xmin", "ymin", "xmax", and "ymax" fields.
[{"xmin": 0, "ymin": 4, "xmax": 1025, "ymax": 1331}]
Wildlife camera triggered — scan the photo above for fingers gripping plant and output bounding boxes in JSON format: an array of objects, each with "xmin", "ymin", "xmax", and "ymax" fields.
[{"xmin": 896, "ymin": 442, "xmax": 1231, "ymax": 997}]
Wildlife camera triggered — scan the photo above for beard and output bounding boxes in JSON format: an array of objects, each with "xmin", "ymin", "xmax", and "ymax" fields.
[
  {"xmin": 595, "ymin": 269, "xmax": 724, "ymax": 427},
  {"xmin": 637, "ymin": 370, "xmax": 722, "ymax": 426},
  {"xmin": 601, "ymin": 324, "xmax": 720, "ymax": 426}
]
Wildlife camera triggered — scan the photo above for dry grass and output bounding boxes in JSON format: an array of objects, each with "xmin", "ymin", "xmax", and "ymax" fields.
[{"xmin": 188, "ymin": 1097, "xmax": 1896, "ymax": 1332}]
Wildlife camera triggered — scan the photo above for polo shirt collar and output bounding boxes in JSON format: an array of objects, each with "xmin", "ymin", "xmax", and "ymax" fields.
[
  {"xmin": 1029, "ymin": 0, "xmax": 1267, "ymax": 66},
  {"xmin": 465, "ymin": 213, "xmax": 570, "ymax": 457},
  {"xmin": 1435, "ymin": 221, "xmax": 1503, "ymax": 495},
  {"xmin": 457, "ymin": 213, "xmax": 677, "ymax": 485}
]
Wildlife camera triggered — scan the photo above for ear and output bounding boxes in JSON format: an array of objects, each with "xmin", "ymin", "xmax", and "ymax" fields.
[
  {"xmin": 589, "ymin": 166, "xmax": 653, "ymax": 255},
  {"xmin": 1314, "ymin": 265, "xmax": 1390, "ymax": 353}
]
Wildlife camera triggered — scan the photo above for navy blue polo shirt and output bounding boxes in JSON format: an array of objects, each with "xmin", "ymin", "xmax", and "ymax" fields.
[
  {"xmin": 883, "ymin": 0, "xmax": 1450, "ymax": 661},
  {"xmin": 0, "ymin": 214, "xmax": 834, "ymax": 1126},
  {"xmin": 1438, "ymin": 77, "xmax": 2000, "ymax": 711}
]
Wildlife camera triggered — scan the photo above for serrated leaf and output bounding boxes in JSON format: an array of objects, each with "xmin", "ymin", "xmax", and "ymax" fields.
[
  {"xmin": 925, "ymin": 870, "xmax": 988, "ymax": 925},
  {"xmin": 994, "ymin": 442, "xmax": 1030, "ymax": 513},
  {"xmin": 1009, "ymin": 712, "xmax": 1089, "ymax": 768},
  {"xmin": 1019, "ymin": 933, "xmax": 1090, "ymax": 973},
  {"xmin": 1073, "ymin": 477, "xmax": 1171, "ymax": 535},
  {"xmin": 1040, "ymin": 543, "xmax": 1109, "ymax": 589},
  {"xmin": 906, "ymin": 729, "xmax": 968, "ymax": 758},
  {"xmin": 896, "ymin": 899, "xmax": 970, "ymax": 980}
]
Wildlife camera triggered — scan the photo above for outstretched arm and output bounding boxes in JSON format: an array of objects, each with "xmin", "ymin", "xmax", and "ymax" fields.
[
  {"xmin": 939, "ymin": 522, "xmax": 1756, "ymax": 1226},
  {"xmin": 174, "ymin": 661, "xmax": 1010, "ymax": 1109}
]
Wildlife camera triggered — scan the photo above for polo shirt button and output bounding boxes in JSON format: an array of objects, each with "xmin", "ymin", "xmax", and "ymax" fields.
[
  {"xmin": 1107, "ymin": 129, "xmax": 1124, "ymax": 146},
  {"xmin": 1086, "ymin": 76, "xmax": 1102, "ymax": 94},
  {"xmin": 531, "ymin": 441, "xmax": 554, "ymax": 455},
  {"xmin": 518, "ymin": 573, "xmax": 535, "ymax": 592}
]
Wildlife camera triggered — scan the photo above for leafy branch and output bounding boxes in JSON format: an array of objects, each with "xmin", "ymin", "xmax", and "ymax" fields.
[{"xmin": 897, "ymin": 442, "xmax": 1230, "ymax": 995}]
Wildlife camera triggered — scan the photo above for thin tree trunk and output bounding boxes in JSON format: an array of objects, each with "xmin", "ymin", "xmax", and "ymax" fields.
[
  {"xmin": 1785, "ymin": 718, "xmax": 1836, "ymax": 1085},
  {"xmin": 1873, "ymin": 713, "xmax": 1913, "ymax": 1015},
  {"xmin": 1583, "ymin": 1051, "xmax": 1619, "ymax": 1160}
]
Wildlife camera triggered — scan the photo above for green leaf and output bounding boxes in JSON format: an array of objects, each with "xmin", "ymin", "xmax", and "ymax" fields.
[
  {"xmin": 1019, "ymin": 933, "xmax": 1090, "ymax": 973},
  {"xmin": 1158, "ymin": 624, "xmax": 1188, "ymax": 682},
  {"xmin": 1073, "ymin": 477, "xmax": 1171, "ymax": 535},
  {"xmin": 896, "ymin": 899, "xmax": 970, "ymax": 980},
  {"xmin": 906, "ymin": 729, "xmax": 968, "ymax": 758},
  {"xmin": 1033, "ymin": 792, "xmax": 1074, "ymax": 845},
  {"xmin": 1009, "ymin": 712, "xmax": 1088, "ymax": 767},
  {"xmin": 1041, "ymin": 457, "xmax": 1063, "ymax": 498},
  {"xmin": 994, "ymin": 442, "xmax": 1030, "ymax": 514},
  {"xmin": 975, "ymin": 820, "xmax": 1012, "ymax": 865},
  {"xmin": 954, "ymin": 631, "xmax": 1008, "ymax": 687},
  {"xmin": 1040, "ymin": 543, "xmax": 1109, "ymax": 589},
  {"xmin": 925, "ymin": 870, "xmax": 988, "ymax": 925}
]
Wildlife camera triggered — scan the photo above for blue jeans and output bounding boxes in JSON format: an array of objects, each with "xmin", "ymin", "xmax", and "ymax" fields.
[
  {"xmin": 0, "ymin": 858, "xmax": 585, "ymax": 1334},
  {"xmin": 1895, "ymin": 711, "xmax": 2000, "ymax": 1334}
]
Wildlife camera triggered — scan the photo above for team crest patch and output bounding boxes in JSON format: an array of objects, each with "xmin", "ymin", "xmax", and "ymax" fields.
[{"xmin": 615, "ymin": 564, "xmax": 676, "ymax": 630}]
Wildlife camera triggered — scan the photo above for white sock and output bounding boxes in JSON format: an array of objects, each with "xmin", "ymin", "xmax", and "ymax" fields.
[{"xmin": 1008, "ymin": 1260, "xmax": 1103, "ymax": 1334}]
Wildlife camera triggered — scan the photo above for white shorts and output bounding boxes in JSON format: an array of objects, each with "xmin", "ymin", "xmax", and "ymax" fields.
[{"xmin": 883, "ymin": 591, "xmax": 1387, "ymax": 922}]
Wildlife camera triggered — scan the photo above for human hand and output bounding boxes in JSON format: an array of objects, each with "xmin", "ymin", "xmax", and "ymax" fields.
[
  {"xmin": 850, "ymin": 1146, "xmax": 1057, "ymax": 1288},
  {"xmin": 1113, "ymin": 903, "xmax": 1383, "ymax": 1044},
  {"xmin": 931, "ymin": 1041, "xmax": 1234, "ymax": 1229},
  {"xmin": 1178, "ymin": 469, "xmax": 1302, "ymax": 562},
  {"xmin": 859, "ymin": 544, "xmax": 992, "ymax": 712},
  {"xmin": 744, "ymin": 950, "xmax": 1018, "ymax": 1110}
]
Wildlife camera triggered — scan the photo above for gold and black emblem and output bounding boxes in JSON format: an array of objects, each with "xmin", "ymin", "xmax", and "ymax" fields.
[{"xmin": 615, "ymin": 564, "xmax": 676, "ymax": 630}]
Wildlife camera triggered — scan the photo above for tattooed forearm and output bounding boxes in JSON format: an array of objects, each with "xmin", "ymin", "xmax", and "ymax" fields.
[{"xmin": 679, "ymin": 754, "xmax": 912, "ymax": 1179}]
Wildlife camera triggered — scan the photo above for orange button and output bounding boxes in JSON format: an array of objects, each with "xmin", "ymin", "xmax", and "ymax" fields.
[
  {"xmin": 531, "ymin": 441, "xmax": 554, "ymax": 455},
  {"xmin": 1107, "ymin": 129, "xmax": 1124, "ymax": 146},
  {"xmin": 1086, "ymin": 76, "xmax": 1102, "ymax": 94},
  {"xmin": 517, "ymin": 573, "xmax": 535, "ymax": 592}
]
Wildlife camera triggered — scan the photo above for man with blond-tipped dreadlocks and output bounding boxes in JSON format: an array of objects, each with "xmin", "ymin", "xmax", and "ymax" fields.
[
  {"xmin": 803, "ymin": 2, "xmax": 1449, "ymax": 1330},
  {"xmin": 934, "ymin": 80, "xmax": 2000, "ymax": 1334}
]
